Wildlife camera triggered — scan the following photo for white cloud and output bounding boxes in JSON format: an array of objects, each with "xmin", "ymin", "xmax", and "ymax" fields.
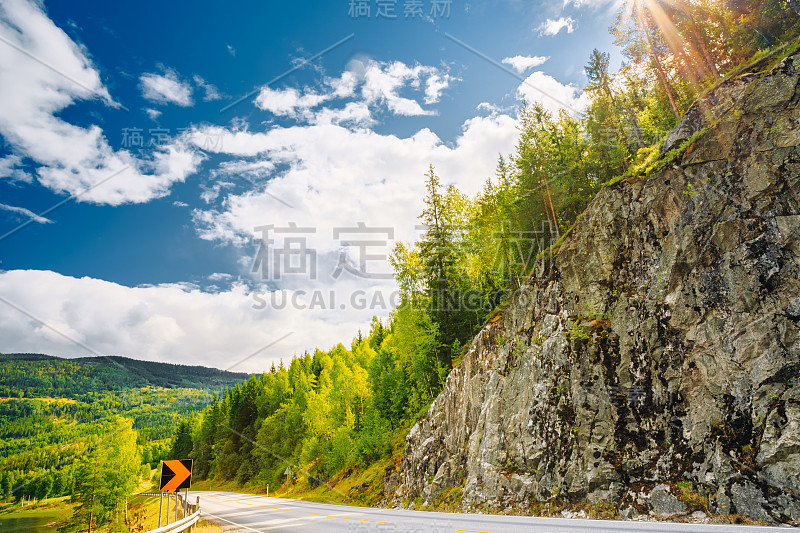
[
  {"xmin": 199, "ymin": 181, "xmax": 235, "ymax": 204},
  {"xmin": 172, "ymin": 200, "xmax": 189, "ymax": 207},
  {"xmin": 360, "ymin": 60, "xmax": 445, "ymax": 116},
  {"xmin": 187, "ymin": 112, "xmax": 519, "ymax": 253},
  {"xmin": 0, "ymin": 155, "xmax": 33, "ymax": 184},
  {"xmin": 227, "ymin": 44, "xmax": 236, "ymax": 56},
  {"xmin": 502, "ymin": 55, "xmax": 550, "ymax": 73},
  {"xmin": 423, "ymin": 73, "xmax": 452, "ymax": 104},
  {"xmin": 144, "ymin": 108, "xmax": 162, "ymax": 121},
  {"xmin": 537, "ymin": 17, "xmax": 576, "ymax": 36},
  {"xmin": 515, "ymin": 70, "xmax": 590, "ymax": 116},
  {"xmin": 0, "ymin": 203, "xmax": 52, "ymax": 224},
  {"xmin": 140, "ymin": 69, "xmax": 193, "ymax": 106},
  {"xmin": 0, "ymin": 0, "xmax": 204, "ymax": 205},
  {"xmin": 253, "ymin": 59, "xmax": 454, "ymax": 121},
  {"xmin": 255, "ymin": 86, "xmax": 330, "ymax": 117},
  {"xmin": 314, "ymin": 102, "xmax": 374, "ymax": 127},
  {"xmin": 0, "ymin": 270, "xmax": 380, "ymax": 372},
  {"xmin": 193, "ymin": 75, "xmax": 224, "ymax": 102},
  {"xmin": 211, "ymin": 160, "xmax": 276, "ymax": 181},
  {"xmin": 174, "ymin": 104, "xmax": 519, "ymax": 362}
]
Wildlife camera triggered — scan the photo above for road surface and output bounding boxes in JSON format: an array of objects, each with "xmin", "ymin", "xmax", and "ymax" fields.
[{"xmin": 192, "ymin": 491, "xmax": 792, "ymax": 533}]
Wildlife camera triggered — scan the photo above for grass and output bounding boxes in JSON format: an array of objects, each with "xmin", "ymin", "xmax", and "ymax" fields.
[
  {"xmin": 0, "ymin": 497, "xmax": 72, "ymax": 532},
  {"xmin": 675, "ymin": 480, "xmax": 709, "ymax": 511}
]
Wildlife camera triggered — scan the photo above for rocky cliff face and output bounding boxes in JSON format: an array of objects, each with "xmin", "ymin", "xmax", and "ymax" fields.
[{"xmin": 393, "ymin": 53, "xmax": 800, "ymax": 524}]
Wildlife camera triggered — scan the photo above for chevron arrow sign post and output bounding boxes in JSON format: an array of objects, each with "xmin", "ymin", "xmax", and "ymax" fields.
[{"xmin": 160, "ymin": 459, "xmax": 193, "ymax": 493}]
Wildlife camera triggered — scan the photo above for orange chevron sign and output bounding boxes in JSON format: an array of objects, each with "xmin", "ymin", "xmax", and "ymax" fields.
[{"xmin": 160, "ymin": 459, "xmax": 193, "ymax": 493}]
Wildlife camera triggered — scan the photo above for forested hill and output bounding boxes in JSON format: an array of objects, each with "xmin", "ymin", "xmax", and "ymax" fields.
[{"xmin": 0, "ymin": 353, "xmax": 249, "ymax": 398}]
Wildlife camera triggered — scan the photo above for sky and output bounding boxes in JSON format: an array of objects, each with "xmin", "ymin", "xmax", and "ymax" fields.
[{"xmin": 0, "ymin": 0, "xmax": 623, "ymax": 373}]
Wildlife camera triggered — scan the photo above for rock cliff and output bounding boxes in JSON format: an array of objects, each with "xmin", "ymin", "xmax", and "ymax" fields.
[{"xmin": 393, "ymin": 52, "xmax": 800, "ymax": 524}]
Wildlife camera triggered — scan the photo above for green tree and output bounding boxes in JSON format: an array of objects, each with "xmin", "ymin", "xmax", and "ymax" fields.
[
  {"xmin": 60, "ymin": 418, "xmax": 141, "ymax": 533},
  {"xmin": 170, "ymin": 419, "xmax": 194, "ymax": 459}
]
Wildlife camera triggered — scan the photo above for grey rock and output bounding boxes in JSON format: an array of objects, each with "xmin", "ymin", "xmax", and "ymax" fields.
[
  {"xmin": 788, "ymin": 297, "xmax": 800, "ymax": 320},
  {"xmin": 730, "ymin": 482, "xmax": 771, "ymax": 522},
  {"xmin": 661, "ymin": 76, "xmax": 751, "ymax": 154},
  {"xmin": 648, "ymin": 484, "xmax": 687, "ymax": 518},
  {"xmin": 619, "ymin": 505, "xmax": 642, "ymax": 521},
  {"xmin": 716, "ymin": 488, "xmax": 732, "ymax": 515}
]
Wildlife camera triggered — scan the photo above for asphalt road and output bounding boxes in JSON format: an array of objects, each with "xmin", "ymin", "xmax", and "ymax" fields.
[{"xmin": 192, "ymin": 491, "xmax": 792, "ymax": 533}]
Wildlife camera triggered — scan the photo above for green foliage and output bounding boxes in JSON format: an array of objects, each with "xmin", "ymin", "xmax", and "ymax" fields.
[
  {"xmin": 567, "ymin": 320, "xmax": 592, "ymax": 341},
  {"xmin": 60, "ymin": 418, "xmax": 141, "ymax": 533},
  {"xmin": 676, "ymin": 480, "xmax": 709, "ymax": 510},
  {"xmin": 0, "ymin": 356, "xmax": 235, "ymax": 525}
]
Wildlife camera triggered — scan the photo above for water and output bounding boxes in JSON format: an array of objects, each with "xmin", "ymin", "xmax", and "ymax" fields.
[{"xmin": 0, "ymin": 515, "xmax": 58, "ymax": 532}]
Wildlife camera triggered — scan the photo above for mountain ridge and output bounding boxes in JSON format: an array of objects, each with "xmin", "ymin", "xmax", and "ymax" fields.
[{"xmin": 0, "ymin": 352, "xmax": 249, "ymax": 397}]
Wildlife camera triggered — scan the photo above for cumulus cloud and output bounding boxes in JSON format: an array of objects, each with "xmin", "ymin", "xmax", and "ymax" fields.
[
  {"xmin": 537, "ymin": 16, "xmax": 576, "ymax": 36},
  {"xmin": 253, "ymin": 59, "xmax": 454, "ymax": 121},
  {"xmin": 0, "ymin": 270, "xmax": 382, "ymax": 372},
  {"xmin": 516, "ymin": 70, "xmax": 590, "ymax": 116},
  {"xmin": 211, "ymin": 160, "xmax": 276, "ymax": 181},
  {"xmin": 255, "ymin": 86, "xmax": 331, "ymax": 117},
  {"xmin": 144, "ymin": 108, "xmax": 162, "ymax": 121},
  {"xmin": 187, "ymin": 112, "xmax": 519, "ymax": 254},
  {"xmin": 502, "ymin": 55, "xmax": 549, "ymax": 73},
  {"xmin": 140, "ymin": 68, "xmax": 193, "ymax": 106},
  {"xmin": 360, "ymin": 59, "xmax": 451, "ymax": 116},
  {"xmin": 0, "ymin": 0, "xmax": 203, "ymax": 205}
]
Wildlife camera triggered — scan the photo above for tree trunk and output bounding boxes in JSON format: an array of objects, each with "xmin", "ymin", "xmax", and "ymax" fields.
[
  {"xmin": 689, "ymin": 15, "xmax": 719, "ymax": 78},
  {"xmin": 636, "ymin": 2, "xmax": 681, "ymax": 119}
]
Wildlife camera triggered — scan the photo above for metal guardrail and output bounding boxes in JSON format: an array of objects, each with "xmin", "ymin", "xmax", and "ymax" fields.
[
  {"xmin": 145, "ymin": 508, "xmax": 200, "ymax": 533},
  {"xmin": 140, "ymin": 494, "xmax": 200, "ymax": 533}
]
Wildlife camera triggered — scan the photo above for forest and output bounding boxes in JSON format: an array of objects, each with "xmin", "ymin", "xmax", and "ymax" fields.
[
  {"xmin": 0, "ymin": 355, "xmax": 247, "ymax": 531},
  {"xmin": 170, "ymin": 0, "xmax": 800, "ymax": 497}
]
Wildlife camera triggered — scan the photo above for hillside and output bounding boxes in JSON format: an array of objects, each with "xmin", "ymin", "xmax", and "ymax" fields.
[
  {"xmin": 393, "ymin": 50, "xmax": 800, "ymax": 524},
  {"xmin": 0, "ymin": 353, "xmax": 249, "ymax": 398},
  {"xmin": 0, "ymin": 354, "xmax": 249, "ymax": 509}
]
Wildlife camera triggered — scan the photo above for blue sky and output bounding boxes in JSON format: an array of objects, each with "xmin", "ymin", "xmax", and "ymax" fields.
[{"xmin": 0, "ymin": 0, "xmax": 622, "ymax": 371}]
